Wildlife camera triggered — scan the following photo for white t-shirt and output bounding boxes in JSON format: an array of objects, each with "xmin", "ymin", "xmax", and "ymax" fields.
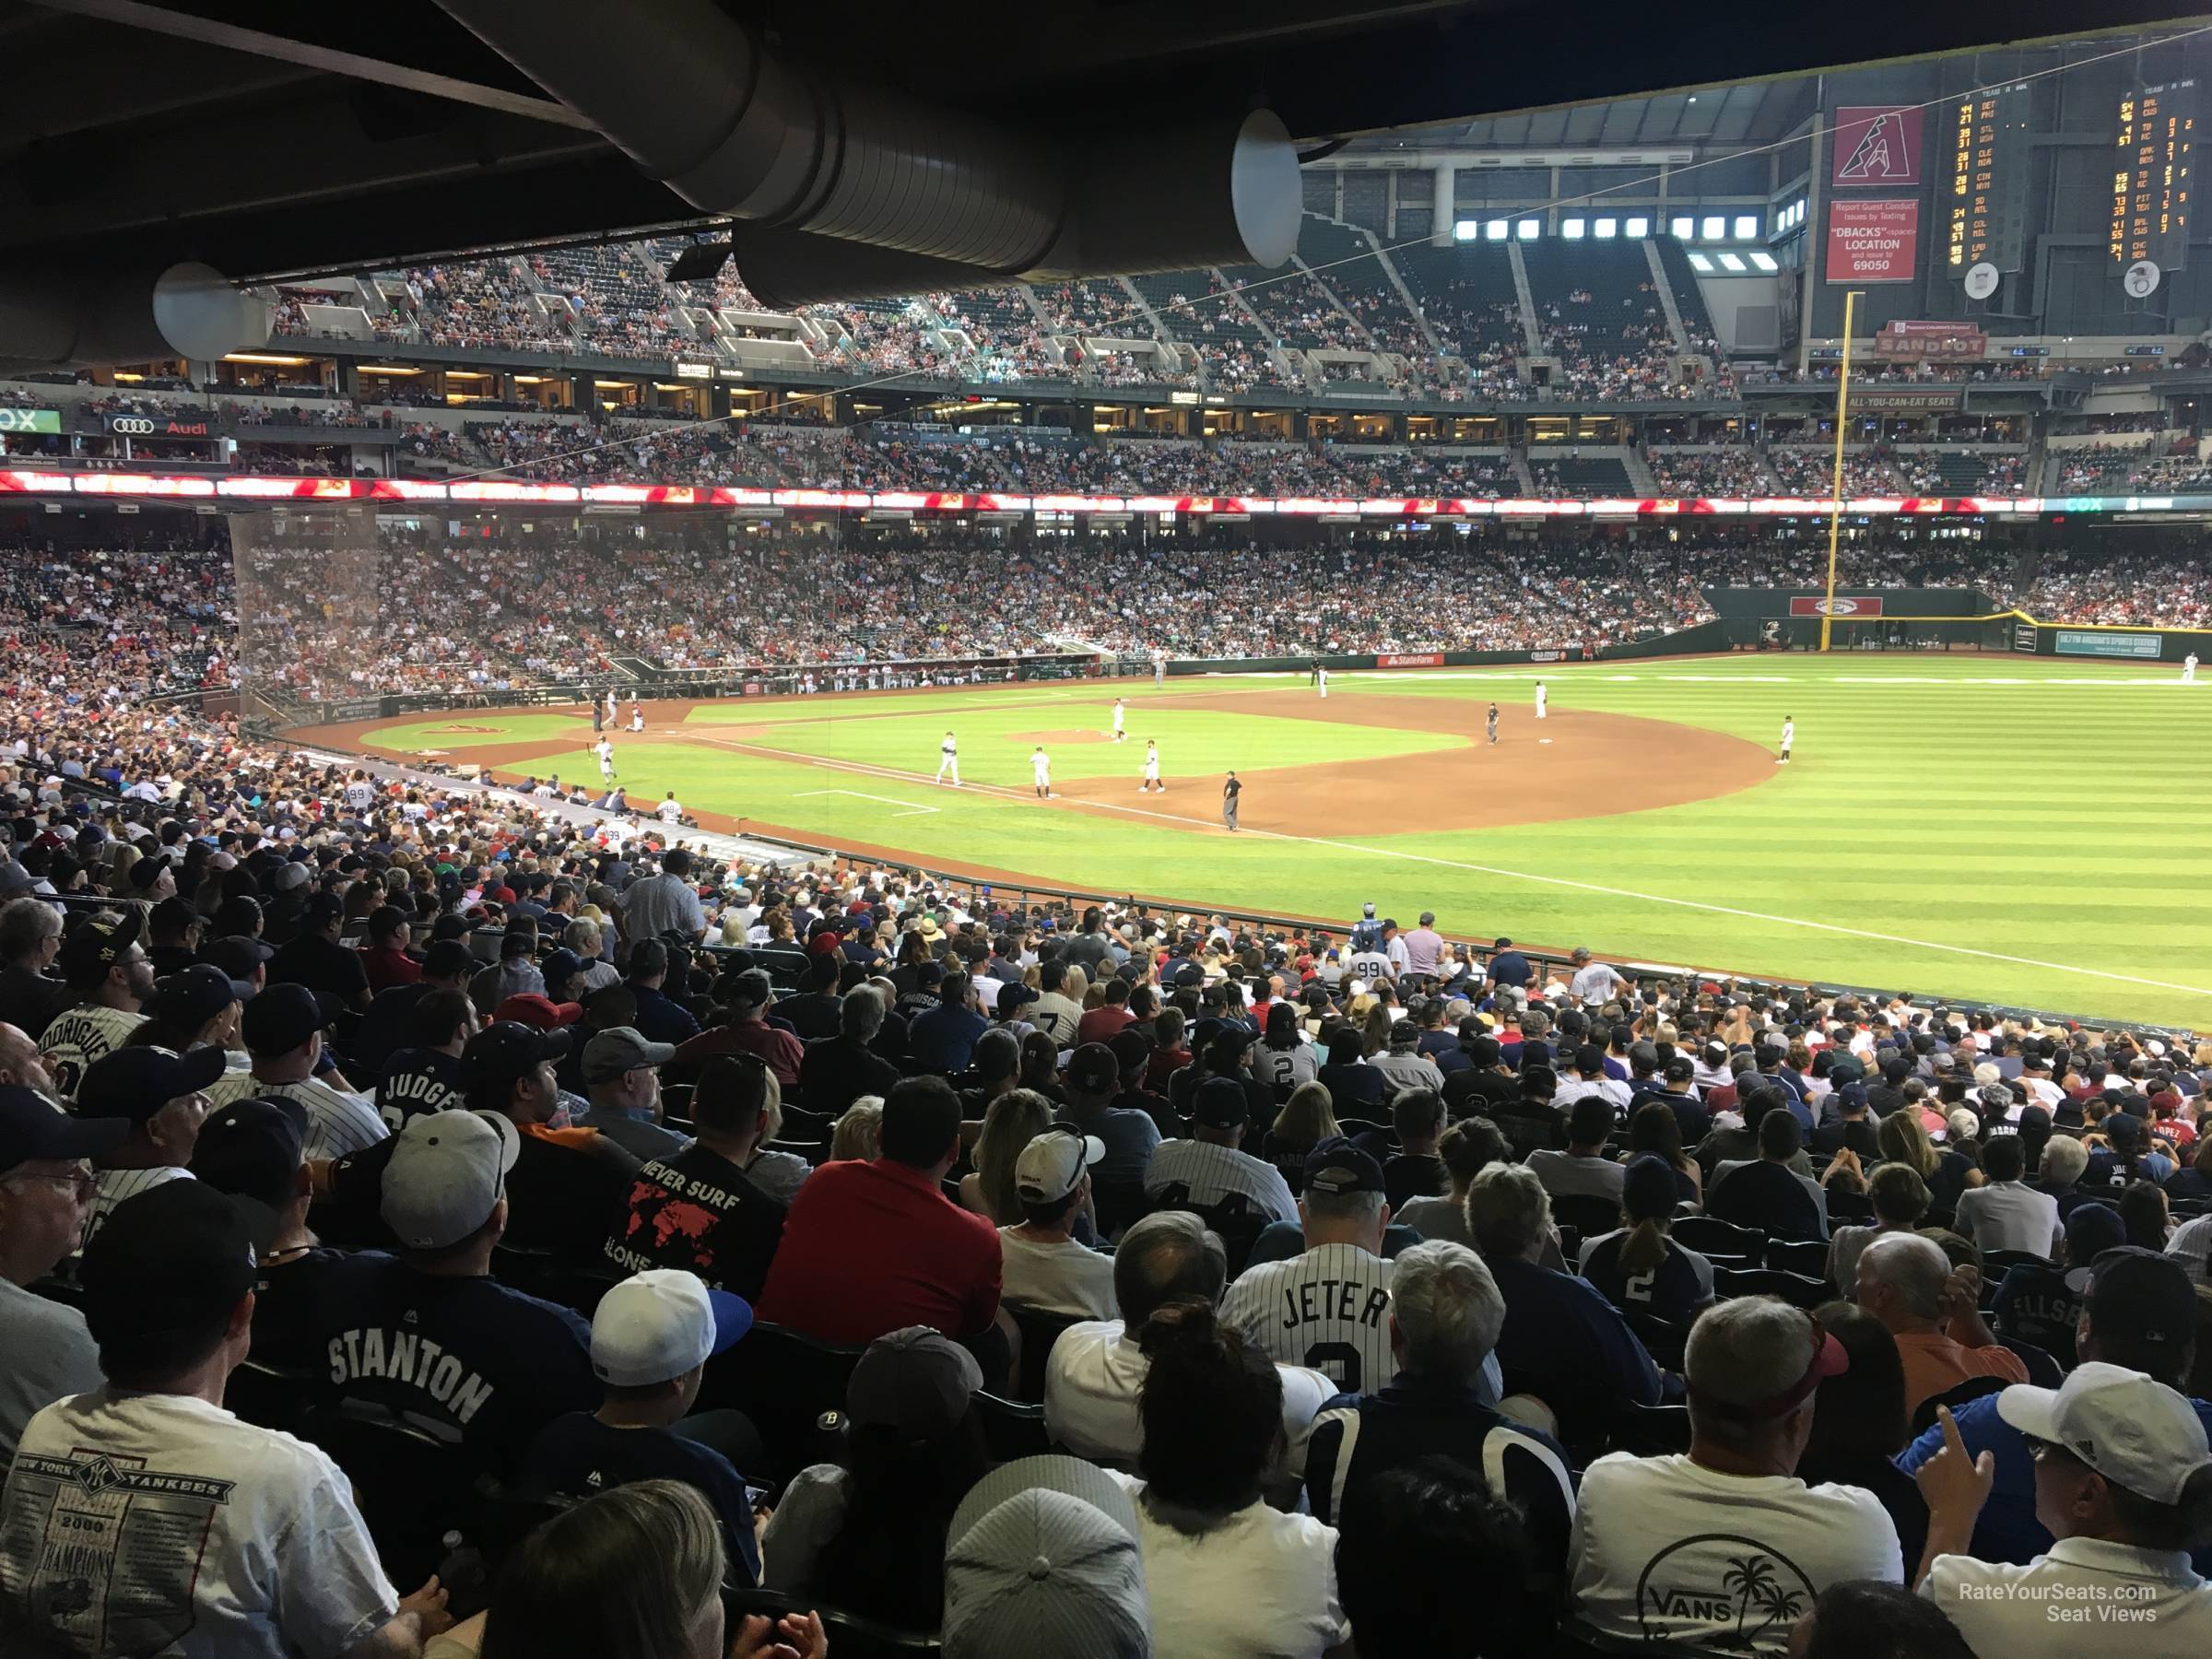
[
  {"xmin": 997, "ymin": 1230, "xmax": 1118, "ymax": 1321},
  {"xmin": 1109, "ymin": 1474, "xmax": 1348, "ymax": 1659},
  {"xmin": 1568, "ymin": 1453, "xmax": 1902, "ymax": 1655},
  {"xmin": 1923, "ymin": 1537, "xmax": 2212, "ymax": 1657},
  {"xmin": 1953, "ymin": 1180, "xmax": 2064, "ymax": 1260},
  {"xmin": 0, "ymin": 1389, "xmax": 398, "ymax": 1659},
  {"xmin": 1043, "ymin": 1320, "xmax": 1333, "ymax": 1468}
]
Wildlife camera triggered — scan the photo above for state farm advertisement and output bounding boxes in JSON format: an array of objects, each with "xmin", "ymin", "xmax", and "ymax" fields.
[
  {"xmin": 1377, "ymin": 653, "xmax": 1445, "ymax": 668},
  {"xmin": 1827, "ymin": 199, "xmax": 1920, "ymax": 283}
]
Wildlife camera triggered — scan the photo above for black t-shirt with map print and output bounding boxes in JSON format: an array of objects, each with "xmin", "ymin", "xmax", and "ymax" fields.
[{"xmin": 605, "ymin": 1142, "xmax": 786, "ymax": 1300}]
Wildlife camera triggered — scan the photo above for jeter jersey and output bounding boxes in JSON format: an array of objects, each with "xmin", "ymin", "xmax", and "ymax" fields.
[{"xmin": 1219, "ymin": 1243, "xmax": 1395, "ymax": 1395}]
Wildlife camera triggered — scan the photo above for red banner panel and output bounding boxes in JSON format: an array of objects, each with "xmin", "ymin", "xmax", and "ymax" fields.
[
  {"xmin": 1831, "ymin": 106, "xmax": 1924, "ymax": 185},
  {"xmin": 1788, "ymin": 595, "xmax": 1887, "ymax": 617},
  {"xmin": 1827, "ymin": 199, "xmax": 1921, "ymax": 282}
]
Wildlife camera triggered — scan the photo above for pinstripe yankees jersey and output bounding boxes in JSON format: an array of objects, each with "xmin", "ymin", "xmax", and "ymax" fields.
[
  {"xmin": 1141, "ymin": 1139, "xmax": 1297, "ymax": 1227},
  {"xmin": 84, "ymin": 1165, "xmax": 193, "ymax": 1250},
  {"xmin": 37, "ymin": 1005, "xmax": 147, "ymax": 1101},
  {"xmin": 1219, "ymin": 1242, "xmax": 1395, "ymax": 1394},
  {"xmin": 203, "ymin": 1073, "xmax": 388, "ymax": 1161}
]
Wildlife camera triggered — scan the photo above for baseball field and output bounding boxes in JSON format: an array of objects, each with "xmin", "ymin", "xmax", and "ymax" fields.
[{"xmin": 301, "ymin": 654, "xmax": 2212, "ymax": 1029}]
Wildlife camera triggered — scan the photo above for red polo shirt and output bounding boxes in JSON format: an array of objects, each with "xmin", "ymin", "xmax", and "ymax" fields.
[
  {"xmin": 1076, "ymin": 1006, "xmax": 1135, "ymax": 1047},
  {"xmin": 755, "ymin": 1158, "xmax": 1002, "ymax": 1344}
]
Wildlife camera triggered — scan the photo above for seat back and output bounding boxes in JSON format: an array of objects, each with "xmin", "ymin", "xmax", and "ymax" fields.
[
  {"xmin": 1910, "ymin": 1374, "xmax": 2010, "ymax": 1437},
  {"xmin": 1550, "ymin": 1192, "xmax": 1624, "ymax": 1241},
  {"xmin": 1824, "ymin": 1189, "xmax": 1875, "ymax": 1224},
  {"xmin": 1712, "ymin": 1266, "xmax": 1829, "ymax": 1310},
  {"xmin": 1764, "ymin": 1238, "xmax": 1830, "ymax": 1277},
  {"xmin": 1999, "ymin": 1336, "xmax": 2064, "ymax": 1388},
  {"xmin": 295, "ymin": 1402, "xmax": 472, "ymax": 1587},
  {"xmin": 225, "ymin": 1359, "xmax": 317, "ymax": 1433},
  {"xmin": 1006, "ymin": 1305, "xmax": 1087, "ymax": 1404},
  {"xmin": 1611, "ymin": 1401, "xmax": 1693, "ymax": 1456},
  {"xmin": 971, "ymin": 1392, "xmax": 1051, "ymax": 1462},
  {"xmin": 698, "ymin": 1321, "xmax": 865, "ymax": 1486},
  {"xmin": 1621, "ymin": 1311, "xmax": 1689, "ymax": 1372},
  {"xmin": 1671, "ymin": 1216, "xmax": 1764, "ymax": 1261}
]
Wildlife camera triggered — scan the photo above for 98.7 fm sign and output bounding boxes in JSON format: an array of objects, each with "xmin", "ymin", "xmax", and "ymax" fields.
[{"xmin": 0, "ymin": 408, "xmax": 60, "ymax": 435}]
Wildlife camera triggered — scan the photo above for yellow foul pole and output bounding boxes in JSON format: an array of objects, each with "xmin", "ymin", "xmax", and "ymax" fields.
[{"xmin": 1820, "ymin": 288, "xmax": 1863, "ymax": 652}]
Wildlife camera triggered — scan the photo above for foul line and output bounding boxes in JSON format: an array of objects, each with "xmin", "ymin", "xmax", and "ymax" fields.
[
  {"xmin": 689, "ymin": 734, "xmax": 2212, "ymax": 1003},
  {"xmin": 794, "ymin": 788, "xmax": 939, "ymax": 818}
]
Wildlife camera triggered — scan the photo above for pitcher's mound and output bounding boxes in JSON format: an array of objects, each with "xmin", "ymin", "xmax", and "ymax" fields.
[{"xmin": 1009, "ymin": 729, "xmax": 1112, "ymax": 744}]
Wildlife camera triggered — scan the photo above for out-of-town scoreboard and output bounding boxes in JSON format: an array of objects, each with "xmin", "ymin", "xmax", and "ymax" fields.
[
  {"xmin": 2111, "ymin": 79, "xmax": 2194, "ymax": 272},
  {"xmin": 1945, "ymin": 82, "xmax": 2031, "ymax": 276}
]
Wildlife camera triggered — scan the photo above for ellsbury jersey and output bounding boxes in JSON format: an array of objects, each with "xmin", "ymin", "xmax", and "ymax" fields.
[
  {"xmin": 1219, "ymin": 1242, "xmax": 1395, "ymax": 1394},
  {"xmin": 38, "ymin": 1005, "xmax": 147, "ymax": 1100}
]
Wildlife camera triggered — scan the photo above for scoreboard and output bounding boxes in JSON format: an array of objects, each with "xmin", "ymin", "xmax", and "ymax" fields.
[
  {"xmin": 2112, "ymin": 79, "xmax": 2194, "ymax": 273},
  {"xmin": 1945, "ymin": 82, "xmax": 2032, "ymax": 276}
]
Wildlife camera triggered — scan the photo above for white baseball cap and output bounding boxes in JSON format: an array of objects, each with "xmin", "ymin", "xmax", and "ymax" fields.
[
  {"xmin": 381, "ymin": 1110, "xmax": 521, "ymax": 1250},
  {"xmin": 1014, "ymin": 1129, "xmax": 1104, "ymax": 1206},
  {"xmin": 1996, "ymin": 1360, "xmax": 2212, "ymax": 1505},
  {"xmin": 590, "ymin": 1268, "xmax": 754, "ymax": 1387}
]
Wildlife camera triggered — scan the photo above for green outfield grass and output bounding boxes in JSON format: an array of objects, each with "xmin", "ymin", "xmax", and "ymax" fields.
[{"xmin": 357, "ymin": 657, "xmax": 2212, "ymax": 1027}]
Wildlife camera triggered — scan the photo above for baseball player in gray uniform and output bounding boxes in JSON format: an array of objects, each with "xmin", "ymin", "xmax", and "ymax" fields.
[{"xmin": 1218, "ymin": 1143, "xmax": 1398, "ymax": 1392}]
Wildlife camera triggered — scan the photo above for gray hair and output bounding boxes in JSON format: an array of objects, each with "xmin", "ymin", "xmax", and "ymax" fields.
[
  {"xmin": 1465, "ymin": 1163, "xmax": 1551, "ymax": 1261},
  {"xmin": 564, "ymin": 917, "xmax": 601, "ymax": 953},
  {"xmin": 2040, "ymin": 1135, "xmax": 2088, "ymax": 1183},
  {"xmin": 0, "ymin": 897, "xmax": 62, "ymax": 959},
  {"xmin": 1684, "ymin": 1297, "xmax": 1822, "ymax": 1451},
  {"xmin": 1390, "ymin": 1240, "xmax": 1505, "ymax": 1384},
  {"xmin": 1860, "ymin": 1232, "xmax": 1949, "ymax": 1321},
  {"xmin": 1113, "ymin": 1210, "xmax": 1229, "ymax": 1328},
  {"xmin": 1303, "ymin": 1186, "xmax": 1387, "ymax": 1232},
  {"xmin": 840, "ymin": 984, "xmax": 885, "ymax": 1041}
]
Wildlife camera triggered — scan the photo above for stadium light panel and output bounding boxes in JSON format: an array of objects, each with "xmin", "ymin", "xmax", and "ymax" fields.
[
  {"xmin": 1749, "ymin": 252, "xmax": 1779, "ymax": 272},
  {"xmin": 1453, "ymin": 219, "xmax": 1481, "ymax": 241},
  {"xmin": 1717, "ymin": 253, "xmax": 1747, "ymax": 271},
  {"xmin": 1686, "ymin": 251, "xmax": 1715, "ymax": 272},
  {"xmin": 1670, "ymin": 216, "xmax": 1693, "ymax": 239},
  {"xmin": 1734, "ymin": 216, "xmax": 1759, "ymax": 241},
  {"xmin": 1560, "ymin": 218, "xmax": 1584, "ymax": 238},
  {"xmin": 1517, "ymin": 219, "xmax": 1539, "ymax": 240},
  {"xmin": 1486, "ymin": 219, "xmax": 1508, "ymax": 241},
  {"xmin": 1594, "ymin": 218, "xmax": 1617, "ymax": 238},
  {"xmin": 1700, "ymin": 216, "xmax": 1726, "ymax": 241},
  {"xmin": 1626, "ymin": 217, "xmax": 1650, "ymax": 237}
]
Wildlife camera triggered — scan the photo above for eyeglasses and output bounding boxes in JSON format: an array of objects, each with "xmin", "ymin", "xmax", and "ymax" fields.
[{"xmin": 4, "ymin": 1169, "xmax": 98, "ymax": 1200}]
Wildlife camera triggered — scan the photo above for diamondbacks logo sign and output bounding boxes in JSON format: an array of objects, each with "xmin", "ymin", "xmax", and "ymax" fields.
[{"xmin": 1832, "ymin": 106, "xmax": 1924, "ymax": 185}]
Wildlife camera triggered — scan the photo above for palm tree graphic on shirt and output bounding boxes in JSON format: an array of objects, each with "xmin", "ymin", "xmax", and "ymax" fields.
[{"xmin": 1721, "ymin": 1554, "xmax": 1804, "ymax": 1644}]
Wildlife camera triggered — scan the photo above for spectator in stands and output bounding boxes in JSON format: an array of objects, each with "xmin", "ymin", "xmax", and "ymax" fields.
[
  {"xmin": 1568, "ymin": 1296, "xmax": 1902, "ymax": 1651},
  {"xmin": 621, "ymin": 939, "xmax": 700, "ymax": 1047},
  {"xmin": 1334, "ymin": 1454, "xmax": 1543, "ymax": 1659},
  {"xmin": 1469, "ymin": 1162, "xmax": 1662, "ymax": 1434},
  {"xmin": 1578, "ymin": 1154, "xmax": 1716, "ymax": 1326},
  {"xmin": 1855, "ymin": 1232, "xmax": 2027, "ymax": 1415},
  {"xmin": 1110, "ymin": 1299, "xmax": 1351, "ymax": 1657},
  {"xmin": 190, "ymin": 1096, "xmax": 345, "ymax": 1371},
  {"xmin": 1396, "ymin": 1118, "xmax": 1511, "ymax": 1248},
  {"xmin": 1989, "ymin": 1202, "xmax": 2123, "ymax": 1371},
  {"xmin": 1830, "ymin": 1162, "xmax": 1933, "ymax": 1293},
  {"xmin": 74, "ymin": 1043, "xmax": 222, "ymax": 1246},
  {"xmin": 463, "ymin": 1020, "xmax": 640, "ymax": 1264},
  {"xmin": 312, "ymin": 1110, "xmax": 598, "ymax": 1478},
  {"xmin": 515, "ymin": 1268, "xmax": 760, "ymax": 1582},
  {"xmin": 798, "ymin": 984, "xmax": 900, "ymax": 1117},
  {"xmin": 1144, "ymin": 1076, "xmax": 1297, "ymax": 1226},
  {"xmin": 939, "ymin": 1454, "xmax": 1150, "ymax": 1659},
  {"xmin": 911, "ymin": 971, "xmax": 988, "ymax": 1074},
  {"xmin": 670, "ymin": 969, "xmax": 801, "ymax": 1088},
  {"xmin": 779, "ymin": 956, "xmax": 846, "ymax": 1044},
  {"xmin": 1045, "ymin": 1208, "xmax": 1334, "ymax": 1466},
  {"xmin": 1527, "ymin": 1094, "xmax": 1628, "ymax": 1204},
  {"xmin": 606, "ymin": 1052, "xmax": 787, "ymax": 1298},
  {"xmin": 353, "ymin": 936, "xmax": 475, "ymax": 1076},
  {"xmin": 998, "ymin": 1128, "xmax": 1116, "ymax": 1320},
  {"xmin": 1795, "ymin": 1301, "xmax": 1927, "ymax": 1571},
  {"xmin": 0, "ymin": 1086, "xmax": 121, "ymax": 1465},
  {"xmin": 1222, "ymin": 1143, "xmax": 1395, "ymax": 1394},
  {"xmin": 1302, "ymin": 1240, "xmax": 1573, "ymax": 1575},
  {"xmin": 1879, "ymin": 1109, "xmax": 1973, "ymax": 1216},
  {"xmin": 756, "ymin": 1076, "xmax": 1003, "ymax": 1351},
  {"xmin": 1952, "ymin": 1135, "xmax": 2063, "ymax": 1259},
  {"xmin": 359, "ymin": 906, "xmax": 421, "ymax": 994},
  {"xmin": 1708, "ymin": 1109, "xmax": 1830, "ymax": 1241},
  {"xmin": 1915, "ymin": 1364, "xmax": 2212, "ymax": 1646},
  {"xmin": 620, "ymin": 847, "xmax": 707, "ymax": 944},
  {"xmin": 1783, "ymin": 1581, "xmax": 1975, "ymax": 1659},
  {"xmin": 0, "ymin": 897, "xmax": 65, "ymax": 1040},
  {"xmin": 373, "ymin": 989, "xmax": 474, "ymax": 1129},
  {"xmin": 575, "ymin": 1026, "xmax": 688, "ymax": 1162},
  {"xmin": 269, "ymin": 890, "xmax": 371, "ymax": 1010},
  {"xmin": 1900, "ymin": 1244, "xmax": 2212, "ymax": 1572},
  {"xmin": 760, "ymin": 1326, "xmax": 992, "ymax": 1630},
  {"xmin": 204, "ymin": 982, "xmax": 386, "ymax": 1161},
  {"xmin": 1, "ymin": 1181, "xmax": 453, "ymax": 1655},
  {"xmin": 1381, "ymin": 1088, "xmax": 1448, "ymax": 1208},
  {"xmin": 38, "ymin": 911, "xmax": 153, "ymax": 1095}
]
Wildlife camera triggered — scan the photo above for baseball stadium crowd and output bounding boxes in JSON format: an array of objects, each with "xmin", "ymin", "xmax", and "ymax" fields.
[{"xmin": 1, "ymin": 680, "xmax": 2209, "ymax": 1656}]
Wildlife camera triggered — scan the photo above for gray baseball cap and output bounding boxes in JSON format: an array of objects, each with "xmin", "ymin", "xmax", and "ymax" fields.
[
  {"xmin": 581, "ymin": 1025, "xmax": 677, "ymax": 1083},
  {"xmin": 381, "ymin": 1110, "xmax": 521, "ymax": 1250},
  {"xmin": 945, "ymin": 1455, "xmax": 1147, "ymax": 1659}
]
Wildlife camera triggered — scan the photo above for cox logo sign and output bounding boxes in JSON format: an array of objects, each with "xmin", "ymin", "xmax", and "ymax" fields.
[{"xmin": 108, "ymin": 418, "xmax": 156, "ymax": 435}]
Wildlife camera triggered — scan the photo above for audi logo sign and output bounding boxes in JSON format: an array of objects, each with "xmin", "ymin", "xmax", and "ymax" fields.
[{"xmin": 109, "ymin": 418, "xmax": 156, "ymax": 435}]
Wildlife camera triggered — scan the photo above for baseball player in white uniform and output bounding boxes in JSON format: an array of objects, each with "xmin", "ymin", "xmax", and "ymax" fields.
[
  {"xmin": 1219, "ymin": 1144, "xmax": 1396, "ymax": 1392},
  {"xmin": 1778, "ymin": 715, "xmax": 1794, "ymax": 764},
  {"xmin": 629, "ymin": 701, "xmax": 643, "ymax": 733},
  {"xmin": 1535, "ymin": 680, "xmax": 1547, "ymax": 720},
  {"xmin": 2186, "ymin": 653, "xmax": 2199, "ymax": 683},
  {"xmin": 656, "ymin": 793, "xmax": 682, "ymax": 823},
  {"xmin": 1030, "ymin": 746, "xmax": 1052, "ymax": 798},
  {"xmin": 1140, "ymin": 740, "xmax": 1162, "ymax": 793},
  {"xmin": 935, "ymin": 731, "xmax": 960, "ymax": 786},
  {"xmin": 1152, "ymin": 654, "xmax": 1165, "ymax": 688},
  {"xmin": 595, "ymin": 737, "xmax": 617, "ymax": 782},
  {"xmin": 1317, "ymin": 665, "xmax": 1330, "ymax": 699},
  {"xmin": 604, "ymin": 689, "xmax": 618, "ymax": 724},
  {"xmin": 1111, "ymin": 699, "xmax": 1126, "ymax": 742}
]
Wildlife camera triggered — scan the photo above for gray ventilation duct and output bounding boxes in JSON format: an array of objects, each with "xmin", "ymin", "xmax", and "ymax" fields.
[
  {"xmin": 0, "ymin": 263, "xmax": 271, "ymax": 368},
  {"xmin": 433, "ymin": 0, "xmax": 1300, "ymax": 304}
]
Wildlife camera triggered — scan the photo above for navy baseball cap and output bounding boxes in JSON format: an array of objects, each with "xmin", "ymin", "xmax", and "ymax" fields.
[
  {"xmin": 198, "ymin": 935, "xmax": 274, "ymax": 984},
  {"xmin": 241, "ymin": 982, "xmax": 332, "ymax": 1057},
  {"xmin": 1192, "ymin": 1077, "xmax": 1250, "ymax": 1130},
  {"xmin": 191, "ymin": 1097, "xmax": 309, "ymax": 1252},
  {"xmin": 462, "ymin": 1020, "xmax": 571, "ymax": 1091},
  {"xmin": 1066, "ymin": 1043, "xmax": 1119, "ymax": 1094},
  {"xmin": 82, "ymin": 1179, "xmax": 258, "ymax": 1351},
  {"xmin": 76, "ymin": 1045, "xmax": 227, "ymax": 1124},
  {"xmin": 1303, "ymin": 1140, "xmax": 1385, "ymax": 1197},
  {"xmin": 0, "ymin": 1084, "xmax": 128, "ymax": 1173},
  {"xmin": 148, "ymin": 963, "xmax": 250, "ymax": 1030}
]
